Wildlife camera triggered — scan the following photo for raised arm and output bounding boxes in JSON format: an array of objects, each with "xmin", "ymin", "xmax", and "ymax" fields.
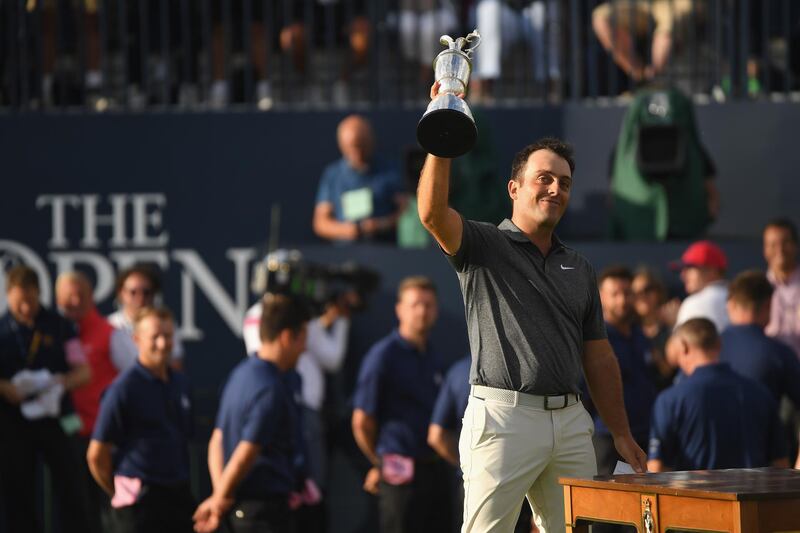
[{"xmin": 582, "ymin": 339, "xmax": 647, "ymax": 472}]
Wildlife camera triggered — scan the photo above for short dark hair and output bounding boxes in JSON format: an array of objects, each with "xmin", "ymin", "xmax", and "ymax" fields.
[
  {"xmin": 510, "ymin": 137, "xmax": 575, "ymax": 182},
  {"xmin": 6, "ymin": 265, "xmax": 39, "ymax": 292},
  {"xmin": 673, "ymin": 318, "xmax": 720, "ymax": 352},
  {"xmin": 728, "ymin": 270, "xmax": 773, "ymax": 311},
  {"xmin": 764, "ymin": 217, "xmax": 798, "ymax": 243},
  {"xmin": 114, "ymin": 263, "xmax": 162, "ymax": 296},
  {"xmin": 259, "ymin": 293, "xmax": 312, "ymax": 342},
  {"xmin": 633, "ymin": 266, "xmax": 667, "ymax": 304},
  {"xmin": 598, "ymin": 265, "xmax": 633, "ymax": 286},
  {"xmin": 397, "ymin": 275, "xmax": 437, "ymax": 301}
]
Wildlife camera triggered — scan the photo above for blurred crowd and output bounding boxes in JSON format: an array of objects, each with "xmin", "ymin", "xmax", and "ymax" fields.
[
  {"xmin": 2, "ymin": 0, "xmax": 799, "ymax": 110},
  {"xmin": 1, "ymin": 200, "xmax": 799, "ymax": 532}
]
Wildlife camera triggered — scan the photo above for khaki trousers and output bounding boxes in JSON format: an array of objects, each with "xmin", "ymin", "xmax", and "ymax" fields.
[{"xmin": 459, "ymin": 394, "xmax": 597, "ymax": 533}]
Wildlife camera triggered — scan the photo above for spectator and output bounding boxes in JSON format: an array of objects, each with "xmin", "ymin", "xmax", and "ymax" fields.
[
  {"xmin": 351, "ymin": 276, "xmax": 451, "ymax": 533},
  {"xmin": 55, "ymin": 271, "xmax": 135, "ymax": 533},
  {"xmin": 672, "ymin": 240, "xmax": 730, "ymax": 332},
  {"xmin": 427, "ymin": 355, "xmax": 469, "ymax": 533},
  {"xmin": 763, "ymin": 218, "xmax": 800, "ymax": 358},
  {"xmin": 591, "ymin": 0, "xmax": 696, "ymax": 82},
  {"xmin": 648, "ymin": 318, "xmax": 788, "ymax": 471},
  {"xmin": 631, "ymin": 267, "xmax": 677, "ymax": 390},
  {"xmin": 109, "ymin": 264, "xmax": 186, "ymax": 370},
  {"xmin": 87, "ymin": 307, "xmax": 195, "ymax": 533},
  {"xmin": 242, "ymin": 290, "xmax": 353, "ymax": 529},
  {"xmin": 471, "ymin": 0, "xmax": 562, "ymax": 101},
  {"xmin": 393, "ymin": 0, "xmax": 459, "ymax": 83},
  {"xmin": 721, "ymin": 270, "xmax": 800, "ymax": 469},
  {"xmin": 0, "ymin": 265, "xmax": 92, "ymax": 533},
  {"xmin": 588, "ymin": 266, "xmax": 655, "ymax": 475},
  {"xmin": 193, "ymin": 293, "xmax": 311, "ymax": 533},
  {"xmin": 722, "ymin": 270, "xmax": 800, "ymax": 406},
  {"xmin": 313, "ymin": 114, "xmax": 406, "ymax": 243}
]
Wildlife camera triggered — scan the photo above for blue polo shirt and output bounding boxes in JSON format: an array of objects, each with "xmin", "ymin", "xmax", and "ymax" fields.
[
  {"xmin": 315, "ymin": 157, "xmax": 402, "ymax": 221},
  {"xmin": 588, "ymin": 323, "xmax": 655, "ymax": 442},
  {"xmin": 649, "ymin": 362, "xmax": 786, "ymax": 470},
  {"xmin": 215, "ymin": 356, "xmax": 299, "ymax": 498},
  {"xmin": 353, "ymin": 330, "xmax": 444, "ymax": 459},
  {"xmin": 720, "ymin": 324, "xmax": 800, "ymax": 407},
  {"xmin": 92, "ymin": 361, "xmax": 193, "ymax": 485},
  {"xmin": 430, "ymin": 356, "xmax": 471, "ymax": 434},
  {"xmin": 0, "ymin": 309, "xmax": 78, "ymax": 418}
]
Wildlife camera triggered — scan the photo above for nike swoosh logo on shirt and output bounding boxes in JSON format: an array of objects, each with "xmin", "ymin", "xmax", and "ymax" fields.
[{"xmin": 560, "ymin": 265, "xmax": 575, "ymax": 270}]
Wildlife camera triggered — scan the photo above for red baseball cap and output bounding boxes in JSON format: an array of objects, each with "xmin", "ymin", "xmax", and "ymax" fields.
[{"xmin": 670, "ymin": 240, "xmax": 728, "ymax": 271}]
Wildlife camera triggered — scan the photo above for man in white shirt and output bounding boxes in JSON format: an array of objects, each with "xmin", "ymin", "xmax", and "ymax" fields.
[
  {"xmin": 763, "ymin": 218, "xmax": 800, "ymax": 358},
  {"xmin": 108, "ymin": 265, "xmax": 185, "ymax": 370},
  {"xmin": 673, "ymin": 240, "xmax": 730, "ymax": 332}
]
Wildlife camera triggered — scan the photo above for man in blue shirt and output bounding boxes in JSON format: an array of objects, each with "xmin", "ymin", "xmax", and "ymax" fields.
[
  {"xmin": 87, "ymin": 307, "xmax": 194, "ymax": 533},
  {"xmin": 312, "ymin": 114, "xmax": 406, "ymax": 243},
  {"xmin": 589, "ymin": 266, "xmax": 656, "ymax": 475},
  {"xmin": 352, "ymin": 276, "xmax": 450, "ymax": 533},
  {"xmin": 648, "ymin": 318, "xmax": 788, "ymax": 472},
  {"xmin": 721, "ymin": 270, "xmax": 800, "ymax": 406},
  {"xmin": 193, "ymin": 293, "xmax": 311, "ymax": 533},
  {"xmin": 0, "ymin": 266, "xmax": 92, "ymax": 533}
]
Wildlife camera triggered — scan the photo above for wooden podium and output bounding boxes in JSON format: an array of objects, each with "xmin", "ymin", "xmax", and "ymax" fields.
[{"xmin": 560, "ymin": 468, "xmax": 800, "ymax": 532}]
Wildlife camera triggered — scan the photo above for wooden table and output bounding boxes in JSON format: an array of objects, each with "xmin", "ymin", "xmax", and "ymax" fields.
[{"xmin": 560, "ymin": 468, "xmax": 800, "ymax": 532}]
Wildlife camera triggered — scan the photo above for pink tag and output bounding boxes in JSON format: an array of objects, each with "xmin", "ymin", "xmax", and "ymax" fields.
[
  {"xmin": 111, "ymin": 475, "xmax": 142, "ymax": 508},
  {"xmin": 381, "ymin": 454, "xmax": 414, "ymax": 486},
  {"xmin": 64, "ymin": 339, "xmax": 87, "ymax": 366},
  {"xmin": 301, "ymin": 478, "xmax": 322, "ymax": 505}
]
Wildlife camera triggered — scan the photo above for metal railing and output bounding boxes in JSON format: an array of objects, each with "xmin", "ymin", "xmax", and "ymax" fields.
[{"xmin": 1, "ymin": 0, "xmax": 797, "ymax": 112}]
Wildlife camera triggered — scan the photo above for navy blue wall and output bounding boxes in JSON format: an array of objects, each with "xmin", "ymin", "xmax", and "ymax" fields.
[{"xmin": 0, "ymin": 102, "xmax": 794, "ymax": 532}]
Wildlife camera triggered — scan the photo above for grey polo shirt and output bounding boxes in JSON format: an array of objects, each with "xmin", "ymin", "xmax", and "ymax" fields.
[{"xmin": 447, "ymin": 218, "xmax": 607, "ymax": 395}]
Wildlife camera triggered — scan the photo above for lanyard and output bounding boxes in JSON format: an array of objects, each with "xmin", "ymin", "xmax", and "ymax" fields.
[{"xmin": 10, "ymin": 318, "xmax": 41, "ymax": 367}]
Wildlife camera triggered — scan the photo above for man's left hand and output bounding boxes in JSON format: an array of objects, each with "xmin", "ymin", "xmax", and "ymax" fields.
[{"xmin": 613, "ymin": 434, "xmax": 648, "ymax": 473}]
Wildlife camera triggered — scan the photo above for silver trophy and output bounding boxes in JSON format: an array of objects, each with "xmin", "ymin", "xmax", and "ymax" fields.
[{"xmin": 417, "ymin": 30, "xmax": 481, "ymax": 158}]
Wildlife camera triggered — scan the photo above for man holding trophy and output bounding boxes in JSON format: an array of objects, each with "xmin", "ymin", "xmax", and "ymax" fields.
[{"xmin": 417, "ymin": 31, "xmax": 647, "ymax": 533}]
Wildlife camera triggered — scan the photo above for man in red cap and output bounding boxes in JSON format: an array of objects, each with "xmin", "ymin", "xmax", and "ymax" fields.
[{"xmin": 673, "ymin": 240, "xmax": 730, "ymax": 333}]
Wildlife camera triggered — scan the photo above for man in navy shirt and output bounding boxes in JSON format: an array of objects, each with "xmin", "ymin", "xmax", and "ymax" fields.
[
  {"xmin": 87, "ymin": 307, "xmax": 194, "ymax": 533},
  {"xmin": 312, "ymin": 114, "xmax": 406, "ymax": 243},
  {"xmin": 589, "ymin": 266, "xmax": 656, "ymax": 475},
  {"xmin": 193, "ymin": 293, "xmax": 311, "ymax": 533},
  {"xmin": 352, "ymin": 276, "xmax": 450, "ymax": 533},
  {"xmin": 648, "ymin": 318, "xmax": 788, "ymax": 472},
  {"xmin": 721, "ymin": 270, "xmax": 800, "ymax": 406},
  {"xmin": 0, "ymin": 265, "xmax": 92, "ymax": 533}
]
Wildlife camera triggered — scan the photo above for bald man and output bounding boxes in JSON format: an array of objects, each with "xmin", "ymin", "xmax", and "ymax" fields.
[
  {"xmin": 57, "ymin": 272, "xmax": 136, "ymax": 533},
  {"xmin": 648, "ymin": 318, "xmax": 788, "ymax": 472},
  {"xmin": 313, "ymin": 114, "xmax": 406, "ymax": 243}
]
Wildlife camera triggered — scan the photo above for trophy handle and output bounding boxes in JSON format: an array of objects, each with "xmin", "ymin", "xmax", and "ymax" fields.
[
  {"xmin": 439, "ymin": 35, "xmax": 455, "ymax": 47},
  {"xmin": 464, "ymin": 29, "xmax": 481, "ymax": 58}
]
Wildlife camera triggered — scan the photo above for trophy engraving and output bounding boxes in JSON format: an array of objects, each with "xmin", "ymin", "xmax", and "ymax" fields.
[{"xmin": 417, "ymin": 30, "xmax": 481, "ymax": 158}]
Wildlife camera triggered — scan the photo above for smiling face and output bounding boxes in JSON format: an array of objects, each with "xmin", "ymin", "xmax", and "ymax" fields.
[{"xmin": 508, "ymin": 149, "xmax": 572, "ymax": 232}]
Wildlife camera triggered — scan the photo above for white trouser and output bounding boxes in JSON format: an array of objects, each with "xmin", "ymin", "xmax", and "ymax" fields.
[
  {"xmin": 472, "ymin": 0, "xmax": 562, "ymax": 81},
  {"xmin": 398, "ymin": 6, "xmax": 459, "ymax": 65},
  {"xmin": 459, "ymin": 393, "xmax": 597, "ymax": 533}
]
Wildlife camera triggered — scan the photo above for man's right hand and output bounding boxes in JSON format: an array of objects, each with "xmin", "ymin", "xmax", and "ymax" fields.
[
  {"xmin": 193, "ymin": 493, "xmax": 233, "ymax": 533},
  {"xmin": 429, "ymin": 80, "xmax": 465, "ymax": 101},
  {"xmin": 363, "ymin": 466, "xmax": 381, "ymax": 495}
]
